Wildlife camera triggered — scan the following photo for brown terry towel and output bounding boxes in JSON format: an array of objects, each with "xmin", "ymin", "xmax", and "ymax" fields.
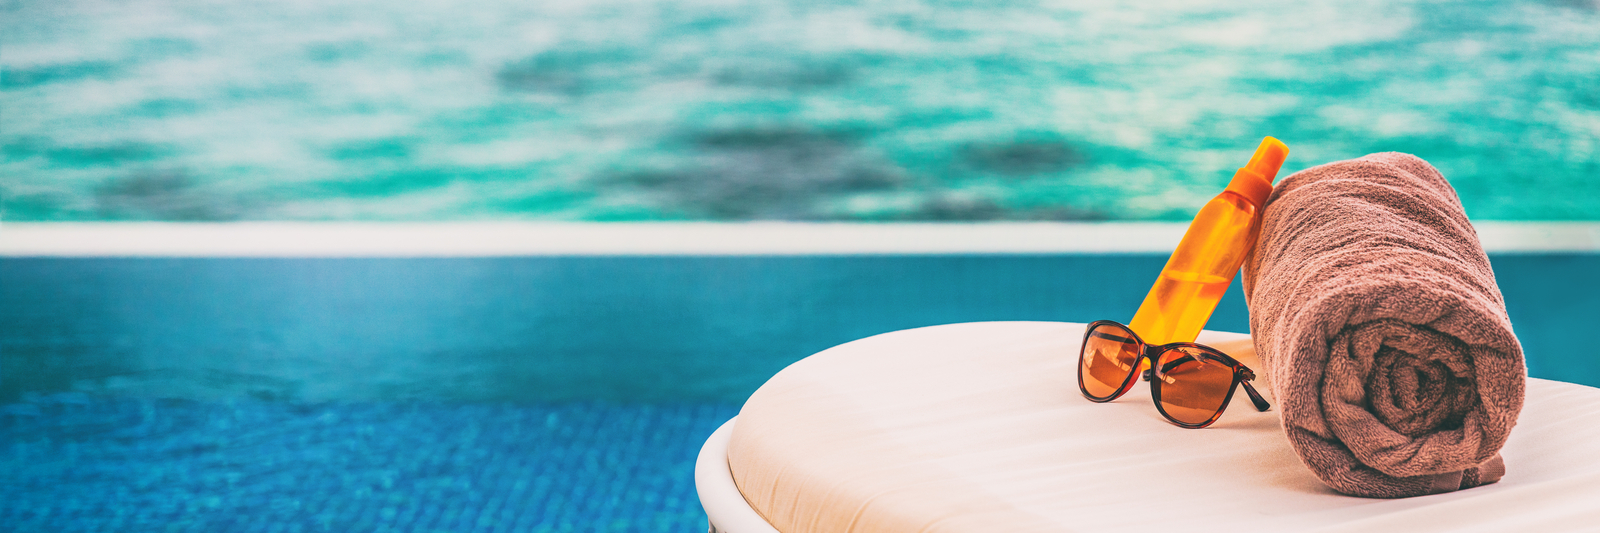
[{"xmin": 1241, "ymin": 153, "xmax": 1525, "ymax": 498}]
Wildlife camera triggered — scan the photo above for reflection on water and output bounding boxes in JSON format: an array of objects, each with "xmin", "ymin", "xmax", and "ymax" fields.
[
  {"xmin": 0, "ymin": 255, "xmax": 1218, "ymax": 402},
  {"xmin": 3, "ymin": 254, "xmax": 1596, "ymax": 403},
  {"xmin": 3, "ymin": 0, "xmax": 1598, "ymax": 221}
]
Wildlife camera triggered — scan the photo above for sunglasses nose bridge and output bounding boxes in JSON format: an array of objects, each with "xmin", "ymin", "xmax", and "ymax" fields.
[
  {"xmin": 1129, "ymin": 343, "xmax": 1148, "ymax": 380},
  {"xmin": 1140, "ymin": 346, "xmax": 1164, "ymax": 383}
]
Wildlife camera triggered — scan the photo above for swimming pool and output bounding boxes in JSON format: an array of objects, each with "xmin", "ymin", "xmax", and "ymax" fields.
[
  {"xmin": 2, "ymin": 223, "xmax": 1597, "ymax": 531},
  {"xmin": 2, "ymin": 397, "xmax": 737, "ymax": 532}
]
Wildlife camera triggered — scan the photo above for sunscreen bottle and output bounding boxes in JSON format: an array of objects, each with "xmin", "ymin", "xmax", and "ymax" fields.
[{"xmin": 1127, "ymin": 137, "xmax": 1288, "ymax": 346}]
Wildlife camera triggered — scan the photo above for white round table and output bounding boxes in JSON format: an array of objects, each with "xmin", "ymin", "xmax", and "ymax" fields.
[{"xmin": 696, "ymin": 322, "xmax": 1600, "ymax": 532}]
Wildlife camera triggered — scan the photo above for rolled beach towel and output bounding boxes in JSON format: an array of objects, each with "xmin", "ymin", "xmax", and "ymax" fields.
[{"xmin": 1241, "ymin": 153, "xmax": 1525, "ymax": 498}]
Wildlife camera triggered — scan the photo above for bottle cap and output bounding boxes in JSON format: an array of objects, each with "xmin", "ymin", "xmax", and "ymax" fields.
[{"xmin": 1224, "ymin": 136, "xmax": 1289, "ymax": 207}]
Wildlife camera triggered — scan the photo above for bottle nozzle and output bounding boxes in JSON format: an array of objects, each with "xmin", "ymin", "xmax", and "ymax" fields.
[{"xmin": 1244, "ymin": 136, "xmax": 1289, "ymax": 179}]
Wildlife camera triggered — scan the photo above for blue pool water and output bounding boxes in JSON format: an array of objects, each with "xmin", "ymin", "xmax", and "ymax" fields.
[
  {"xmin": 8, "ymin": 254, "xmax": 1595, "ymax": 404},
  {"xmin": 1, "ymin": 394, "xmax": 737, "ymax": 532},
  {"xmin": 4, "ymin": 0, "xmax": 1599, "ymax": 222},
  {"xmin": 3, "ymin": 253, "xmax": 1598, "ymax": 531}
]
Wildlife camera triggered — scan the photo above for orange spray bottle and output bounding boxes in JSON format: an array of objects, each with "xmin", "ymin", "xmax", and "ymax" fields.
[{"xmin": 1126, "ymin": 137, "xmax": 1288, "ymax": 346}]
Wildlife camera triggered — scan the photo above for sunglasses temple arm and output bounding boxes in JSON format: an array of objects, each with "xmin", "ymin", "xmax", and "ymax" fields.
[{"xmin": 1240, "ymin": 380, "xmax": 1271, "ymax": 412}]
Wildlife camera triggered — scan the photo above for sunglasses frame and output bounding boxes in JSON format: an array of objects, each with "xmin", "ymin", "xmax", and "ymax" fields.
[{"xmin": 1077, "ymin": 320, "xmax": 1271, "ymax": 429}]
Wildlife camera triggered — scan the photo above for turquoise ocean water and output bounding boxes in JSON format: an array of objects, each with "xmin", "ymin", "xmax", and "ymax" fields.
[{"xmin": 4, "ymin": 0, "xmax": 1599, "ymax": 221}]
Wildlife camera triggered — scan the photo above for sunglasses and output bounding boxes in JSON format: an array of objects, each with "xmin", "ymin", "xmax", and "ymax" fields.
[{"xmin": 1077, "ymin": 320, "xmax": 1271, "ymax": 428}]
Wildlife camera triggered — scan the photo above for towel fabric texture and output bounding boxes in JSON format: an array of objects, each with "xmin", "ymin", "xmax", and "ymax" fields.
[{"xmin": 1242, "ymin": 152, "xmax": 1526, "ymax": 498}]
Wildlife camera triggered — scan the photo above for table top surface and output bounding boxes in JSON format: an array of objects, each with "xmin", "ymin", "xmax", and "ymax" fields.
[{"xmin": 724, "ymin": 321, "xmax": 1600, "ymax": 533}]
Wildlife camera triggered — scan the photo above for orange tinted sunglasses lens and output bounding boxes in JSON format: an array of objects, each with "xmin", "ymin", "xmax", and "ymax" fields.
[
  {"xmin": 1079, "ymin": 323, "xmax": 1140, "ymax": 399},
  {"xmin": 1154, "ymin": 347, "xmax": 1235, "ymax": 426}
]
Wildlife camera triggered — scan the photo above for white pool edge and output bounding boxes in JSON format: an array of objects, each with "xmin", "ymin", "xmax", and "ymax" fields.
[
  {"xmin": 1, "ymin": 221, "xmax": 1596, "ymax": 256},
  {"xmin": 695, "ymin": 417, "xmax": 781, "ymax": 533}
]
